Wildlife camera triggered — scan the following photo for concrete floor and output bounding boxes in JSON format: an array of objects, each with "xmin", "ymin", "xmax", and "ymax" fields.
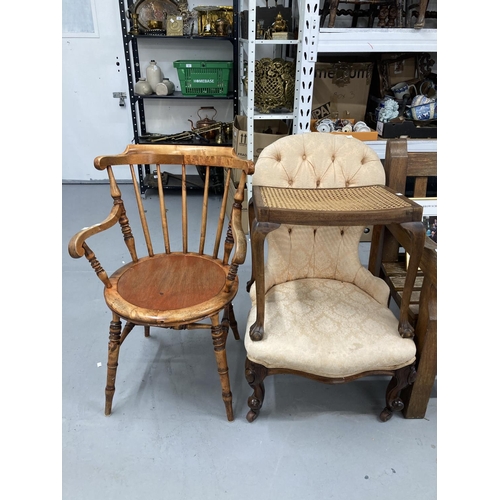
[{"xmin": 62, "ymin": 183, "xmax": 437, "ymax": 500}]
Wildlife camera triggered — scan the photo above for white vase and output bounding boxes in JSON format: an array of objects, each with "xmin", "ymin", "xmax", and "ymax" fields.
[
  {"xmin": 155, "ymin": 78, "xmax": 175, "ymax": 96},
  {"xmin": 134, "ymin": 77, "xmax": 153, "ymax": 95},
  {"xmin": 146, "ymin": 60, "xmax": 162, "ymax": 92}
]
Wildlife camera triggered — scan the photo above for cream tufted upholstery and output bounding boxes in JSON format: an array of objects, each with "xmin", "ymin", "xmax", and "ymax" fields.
[
  {"xmin": 252, "ymin": 132, "xmax": 384, "ymax": 190},
  {"xmin": 244, "ymin": 134, "xmax": 416, "ymax": 390}
]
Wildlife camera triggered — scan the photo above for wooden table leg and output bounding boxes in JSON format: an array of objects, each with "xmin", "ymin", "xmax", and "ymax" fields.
[{"xmin": 246, "ymin": 199, "xmax": 256, "ymax": 292}]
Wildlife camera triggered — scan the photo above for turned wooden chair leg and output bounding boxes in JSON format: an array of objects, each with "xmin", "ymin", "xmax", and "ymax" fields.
[
  {"xmin": 320, "ymin": 0, "xmax": 330, "ymax": 27},
  {"xmin": 245, "ymin": 358, "xmax": 267, "ymax": 422},
  {"xmin": 405, "ymin": 0, "xmax": 428, "ymax": 28},
  {"xmin": 210, "ymin": 314, "xmax": 234, "ymax": 421},
  {"xmin": 328, "ymin": 0, "xmax": 339, "ymax": 28},
  {"xmin": 105, "ymin": 316, "xmax": 135, "ymax": 415},
  {"xmin": 221, "ymin": 304, "xmax": 239, "ymax": 340},
  {"xmin": 414, "ymin": 0, "xmax": 428, "ymax": 28},
  {"xmin": 105, "ymin": 315, "xmax": 122, "ymax": 415},
  {"xmin": 144, "ymin": 325, "xmax": 150, "ymax": 338},
  {"xmin": 380, "ymin": 364, "xmax": 417, "ymax": 422}
]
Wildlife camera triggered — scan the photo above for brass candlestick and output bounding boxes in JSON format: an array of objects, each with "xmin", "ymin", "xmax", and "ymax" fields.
[{"xmin": 129, "ymin": 13, "xmax": 140, "ymax": 35}]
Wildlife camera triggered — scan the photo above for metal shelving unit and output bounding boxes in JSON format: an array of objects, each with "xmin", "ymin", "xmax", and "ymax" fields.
[
  {"xmin": 316, "ymin": 25, "xmax": 438, "ymax": 157},
  {"xmin": 118, "ymin": 0, "xmax": 437, "ymax": 194},
  {"xmin": 238, "ymin": 0, "xmax": 437, "ymax": 174},
  {"xmin": 118, "ymin": 0, "xmax": 240, "ymax": 194},
  {"xmin": 238, "ymin": 0, "xmax": 320, "ymax": 198}
]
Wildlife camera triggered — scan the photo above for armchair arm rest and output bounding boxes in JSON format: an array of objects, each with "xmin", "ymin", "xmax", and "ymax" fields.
[
  {"xmin": 224, "ymin": 172, "xmax": 248, "ymax": 293},
  {"xmin": 229, "ymin": 171, "xmax": 248, "ymax": 266},
  {"xmin": 67, "ymin": 204, "xmax": 124, "ymax": 288},
  {"xmin": 387, "ymin": 221, "xmax": 426, "ymax": 338},
  {"xmin": 68, "ymin": 204, "xmax": 123, "ymax": 259},
  {"xmin": 230, "ymin": 205, "xmax": 247, "ymax": 266}
]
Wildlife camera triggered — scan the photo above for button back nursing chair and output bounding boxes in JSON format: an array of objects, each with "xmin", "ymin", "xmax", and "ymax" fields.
[
  {"xmin": 68, "ymin": 144, "xmax": 254, "ymax": 421},
  {"xmin": 244, "ymin": 133, "xmax": 425, "ymax": 422}
]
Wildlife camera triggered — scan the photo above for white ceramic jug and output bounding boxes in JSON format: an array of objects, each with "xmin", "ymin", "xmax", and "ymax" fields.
[
  {"xmin": 134, "ymin": 77, "xmax": 153, "ymax": 95},
  {"xmin": 156, "ymin": 78, "xmax": 175, "ymax": 96},
  {"xmin": 146, "ymin": 60, "xmax": 162, "ymax": 91}
]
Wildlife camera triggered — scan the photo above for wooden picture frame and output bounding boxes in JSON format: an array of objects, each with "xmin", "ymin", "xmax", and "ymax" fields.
[
  {"xmin": 412, "ymin": 197, "xmax": 437, "ymax": 243},
  {"xmin": 406, "ymin": 197, "xmax": 437, "ymax": 268}
]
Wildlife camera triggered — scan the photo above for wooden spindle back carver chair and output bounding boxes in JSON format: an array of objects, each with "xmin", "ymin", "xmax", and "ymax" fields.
[
  {"xmin": 68, "ymin": 144, "xmax": 254, "ymax": 421},
  {"xmin": 368, "ymin": 138, "xmax": 437, "ymax": 418}
]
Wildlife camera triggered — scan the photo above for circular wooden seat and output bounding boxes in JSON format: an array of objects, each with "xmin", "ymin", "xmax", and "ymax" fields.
[{"xmin": 104, "ymin": 253, "xmax": 237, "ymax": 326}]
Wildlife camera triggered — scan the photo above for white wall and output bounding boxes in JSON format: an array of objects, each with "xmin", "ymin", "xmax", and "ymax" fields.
[
  {"xmin": 62, "ymin": 0, "xmax": 234, "ymax": 182},
  {"xmin": 62, "ymin": 0, "xmax": 133, "ymax": 181}
]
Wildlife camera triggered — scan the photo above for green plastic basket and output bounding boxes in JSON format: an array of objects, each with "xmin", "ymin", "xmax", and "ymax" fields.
[{"xmin": 173, "ymin": 60, "xmax": 233, "ymax": 96}]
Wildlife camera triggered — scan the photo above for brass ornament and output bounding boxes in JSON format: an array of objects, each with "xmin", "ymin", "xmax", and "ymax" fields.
[
  {"xmin": 194, "ymin": 6, "xmax": 233, "ymax": 36},
  {"xmin": 166, "ymin": 14, "xmax": 183, "ymax": 35},
  {"xmin": 129, "ymin": 13, "xmax": 140, "ymax": 35},
  {"xmin": 271, "ymin": 12, "xmax": 287, "ymax": 32},
  {"xmin": 245, "ymin": 58, "xmax": 295, "ymax": 113},
  {"xmin": 128, "ymin": 0, "xmax": 180, "ymax": 33}
]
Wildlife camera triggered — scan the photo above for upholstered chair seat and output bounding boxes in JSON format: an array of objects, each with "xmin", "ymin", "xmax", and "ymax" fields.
[{"xmin": 245, "ymin": 277, "xmax": 416, "ymax": 378}]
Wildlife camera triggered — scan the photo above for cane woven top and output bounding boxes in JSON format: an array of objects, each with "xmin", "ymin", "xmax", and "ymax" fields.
[
  {"xmin": 260, "ymin": 185, "xmax": 411, "ymax": 212},
  {"xmin": 253, "ymin": 185, "xmax": 421, "ymax": 226}
]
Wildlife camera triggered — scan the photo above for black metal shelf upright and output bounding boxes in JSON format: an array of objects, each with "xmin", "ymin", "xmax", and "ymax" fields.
[{"xmin": 118, "ymin": 0, "xmax": 240, "ymax": 194}]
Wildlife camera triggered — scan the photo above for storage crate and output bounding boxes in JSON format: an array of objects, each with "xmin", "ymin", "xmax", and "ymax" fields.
[{"xmin": 173, "ymin": 60, "xmax": 232, "ymax": 96}]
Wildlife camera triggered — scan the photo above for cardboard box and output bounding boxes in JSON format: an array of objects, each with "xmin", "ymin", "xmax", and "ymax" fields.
[
  {"xmin": 312, "ymin": 61, "xmax": 374, "ymax": 123},
  {"xmin": 373, "ymin": 53, "xmax": 435, "ymax": 97},
  {"xmin": 224, "ymin": 170, "xmax": 249, "ymax": 235},
  {"xmin": 310, "ymin": 119, "xmax": 378, "ymax": 141},
  {"xmin": 378, "ymin": 54, "xmax": 417, "ymax": 91},
  {"xmin": 232, "ymin": 115, "xmax": 289, "ymax": 164}
]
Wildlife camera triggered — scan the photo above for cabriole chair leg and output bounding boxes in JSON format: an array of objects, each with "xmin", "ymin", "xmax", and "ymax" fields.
[
  {"xmin": 380, "ymin": 364, "xmax": 418, "ymax": 422},
  {"xmin": 245, "ymin": 358, "xmax": 267, "ymax": 423}
]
